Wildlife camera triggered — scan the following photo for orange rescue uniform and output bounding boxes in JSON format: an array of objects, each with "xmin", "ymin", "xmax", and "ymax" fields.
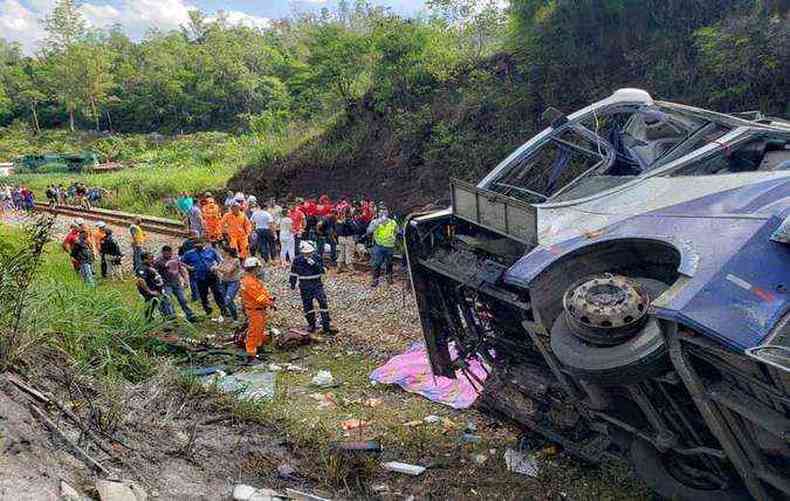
[
  {"xmin": 201, "ymin": 199, "xmax": 223, "ymax": 242},
  {"xmin": 240, "ymin": 274, "xmax": 274, "ymax": 355},
  {"xmin": 222, "ymin": 212, "xmax": 252, "ymax": 258}
]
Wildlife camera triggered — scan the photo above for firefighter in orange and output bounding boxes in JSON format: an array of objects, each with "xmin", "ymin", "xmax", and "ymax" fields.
[
  {"xmin": 240, "ymin": 257, "xmax": 274, "ymax": 364},
  {"xmin": 201, "ymin": 193, "xmax": 223, "ymax": 244},
  {"xmin": 222, "ymin": 202, "xmax": 252, "ymax": 258}
]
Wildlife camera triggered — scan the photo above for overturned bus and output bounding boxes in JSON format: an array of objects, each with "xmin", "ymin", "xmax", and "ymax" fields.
[{"xmin": 404, "ymin": 89, "xmax": 790, "ymax": 500}]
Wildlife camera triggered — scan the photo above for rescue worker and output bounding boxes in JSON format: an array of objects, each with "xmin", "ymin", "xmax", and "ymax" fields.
[
  {"xmin": 240, "ymin": 257, "xmax": 275, "ymax": 364},
  {"xmin": 289, "ymin": 241, "xmax": 337, "ymax": 335},
  {"xmin": 367, "ymin": 207, "xmax": 398, "ymax": 287},
  {"xmin": 201, "ymin": 193, "xmax": 223, "ymax": 245},
  {"xmin": 222, "ymin": 202, "xmax": 253, "ymax": 258},
  {"xmin": 129, "ymin": 217, "xmax": 146, "ymax": 271}
]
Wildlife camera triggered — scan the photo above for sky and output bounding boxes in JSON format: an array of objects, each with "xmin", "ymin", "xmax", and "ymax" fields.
[{"xmin": 0, "ymin": 0, "xmax": 428, "ymax": 54}]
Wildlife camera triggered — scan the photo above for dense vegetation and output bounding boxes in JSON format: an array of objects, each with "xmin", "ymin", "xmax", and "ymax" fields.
[{"xmin": 0, "ymin": 0, "xmax": 787, "ymax": 213}]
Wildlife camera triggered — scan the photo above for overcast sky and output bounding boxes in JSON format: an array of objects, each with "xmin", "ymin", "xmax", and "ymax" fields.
[{"xmin": 0, "ymin": 0, "xmax": 428, "ymax": 54}]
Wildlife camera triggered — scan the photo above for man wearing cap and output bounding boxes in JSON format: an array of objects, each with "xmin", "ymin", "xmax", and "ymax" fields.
[
  {"xmin": 367, "ymin": 207, "xmax": 398, "ymax": 287},
  {"xmin": 289, "ymin": 241, "xmax": 337, "ymax": 335},
  {"xmin": 240, "ymin": 257, "xmax": 274, "ymax": 364},
  {"xmin": 93, "ymin": 221, "xmax": 108, "ymax": 276},
  {"xmin": 222, "ymin": 202, "xmax": 253, "ymax": 258}
]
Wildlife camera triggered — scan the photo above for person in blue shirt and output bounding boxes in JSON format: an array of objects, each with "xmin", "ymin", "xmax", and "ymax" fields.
[{"xmin": 181, "ymin": 239, "xmax": 229, "ymax": 322}]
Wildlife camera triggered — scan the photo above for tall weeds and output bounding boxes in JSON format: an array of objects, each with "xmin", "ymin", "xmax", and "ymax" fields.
[{"xmin": 0, "ymin": 216, "xmax": 54, "ymax": 370}]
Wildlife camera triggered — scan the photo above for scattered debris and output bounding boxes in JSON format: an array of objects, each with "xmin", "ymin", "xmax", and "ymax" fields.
[
  {"xmin": 382, "ymin": 461, "xmax": 426, "ymax": 476},
  {"xmin": 60, "ymin": 481, "xmax": 83, "ymax": 501},
  {"xmin": 203, "ymin": 370, "xmax": 276, "ymax": 401},
  {"xmin": 277, "ymin": 463, "xmax": 298, "ymax": 480},
  {"xmin": 423, "ymin": 415, "xmax": 441, "ymax": 424},
  {"xmin": 460, "ymin": 433, "xmax": 481, "ymax": 444},
  {"xmin": 311, "ymin": 370, "xmax": 337, "ymax": 388},
  {"xmin": 340, "ymin": 419, "xmax": 367, "ymax": 431},
  {"xmin": 314, "ymin": 393, "xmax": 337, "ymax": 409},
  {"xmin": 329, "ymin": 441, "xmax": 382, "ymax": 453},
  {"xmin": 504, "ymin": 448, "xmax": 540, "ymax": 478},
  {"xmin": 371, "ymin": 483, "xmax": 389, "ymax": 493},
  {"xmin": 284, "ymin": 363, "xmax": 307, "ymax": 372},
  {"xmin": 233, "ymin": 484, "xmax": 287, "ymax": 501},
  {"xmin": 233, "ymin": 485, "xmax": 257, "ymax": 500},
  {"xmin": 95, "ymin": 480, "xmax": 147, "ymax": 501},
  {"xmin": 364, "ymin": 398, "xmax": 383, "ymax": 408},
  {"xmin": 285, "ymin": 488, "xmax": 332, "ymax": 501},
  {"xmin": 472, "ymin": 453, "xmax": 488, "ymax": 465},
  {"xmin": 465, "ymin": 421, "xmax": 478, "ymax": 433},
  {"xmin": 403, "ymin": 419, "xmax": 422, "ymax": 427},
  {"xmin": 268, "ymin": 363, "xmax": 283, "ymax": 372}
]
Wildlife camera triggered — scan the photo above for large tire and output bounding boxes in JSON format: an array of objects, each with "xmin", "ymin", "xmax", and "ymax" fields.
[
  {"xmin": 550, "ymin": 277, "xmax": 669, "ymax": 385},
  {"xmin": 631, "ymin": 440, "xmax": 749, "ymax": 501},
  {"xmin": 550, "ymin": 313, "xmax": 668, "ymax": 384}
]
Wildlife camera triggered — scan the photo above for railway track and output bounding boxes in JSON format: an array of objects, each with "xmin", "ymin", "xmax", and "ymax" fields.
[{"xmin": 33, "ymin": 202, "xmax": 189, "ymax": 238}]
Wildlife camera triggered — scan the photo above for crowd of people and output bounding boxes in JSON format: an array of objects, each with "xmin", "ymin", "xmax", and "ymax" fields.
[
  {"xmin": 46, "ymin": 183, "xmax": 109, "ymax": 209},
  {"xmin": 0, "ymin": 184, "xmax": 35, "ymax": 213},
  {"xmin": 58, "ymin": 190, "xmax": 400, "ymax": 365}
]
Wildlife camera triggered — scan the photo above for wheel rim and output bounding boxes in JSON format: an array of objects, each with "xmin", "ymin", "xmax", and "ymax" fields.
[{"xmin": 563, "ymin": 274, "xmax": 650, "ymax": 345}]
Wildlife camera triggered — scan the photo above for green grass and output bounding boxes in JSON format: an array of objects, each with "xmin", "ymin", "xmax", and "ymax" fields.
[{"xmin": 2, "ymin": 124, "xmax": 321, "ymax": 218}]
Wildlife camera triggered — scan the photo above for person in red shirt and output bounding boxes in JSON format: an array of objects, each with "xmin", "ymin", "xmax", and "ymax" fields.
[
  {"xmin": 302, "ymin": 199, "xmax": 318, "ymax": 217},
  {"xmin": 62, "ymin": 220, "xmax": 82, "ymax": 271},
  {"xmin": 316, "ymin": 194, "xmax": 332, "ymax": 217},
  {"xmin": 360, "ymin": 197, "xmax": 375, "ymax": 223},
  {"xmin": 289, "ymin": 203, "xmax": 306, "ymax": 252}
]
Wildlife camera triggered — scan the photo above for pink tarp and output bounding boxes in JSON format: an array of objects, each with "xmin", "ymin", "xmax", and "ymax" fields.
[{"xmin": 369, "ymin": 342, "xmax": 491, "ymax": 409}]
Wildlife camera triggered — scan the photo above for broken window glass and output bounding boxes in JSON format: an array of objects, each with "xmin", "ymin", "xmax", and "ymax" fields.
[{"xmin": 664, "ymin": 136, "xmax": 790, "ymax": 177}]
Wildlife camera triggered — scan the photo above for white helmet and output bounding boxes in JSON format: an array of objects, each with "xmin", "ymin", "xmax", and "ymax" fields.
[
  {"xmin": 247, "ymin": 195, "xmax": 257, "ymax": 203},
  {"xmin": 74, "ymin": 218, "xmax": 85, "ymax": 226},
  {"xmin": 300, "ymin": 241, "xmax": 316, "ymax": 254},
  {"xmin": 243, "ymin": 257, "xmax": 261, "ymax": 268},
  {"xmin": 96, "ymin": 221, "xmax": 107, "ymax": 228}
]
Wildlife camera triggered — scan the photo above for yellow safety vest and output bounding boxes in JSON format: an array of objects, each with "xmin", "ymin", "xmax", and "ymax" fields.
[
  {"xmin": 374, "ymin": 219, "xmax": 397, "ymax": 248},
  {"xmin": 130, "ymin": 224, "xmax": 146, "ymax": 246}
]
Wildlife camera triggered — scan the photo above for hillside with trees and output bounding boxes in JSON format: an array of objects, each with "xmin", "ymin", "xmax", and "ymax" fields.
[{"xmin": 0, "ymin": 0, "xmax": 787, "ymax": 212}]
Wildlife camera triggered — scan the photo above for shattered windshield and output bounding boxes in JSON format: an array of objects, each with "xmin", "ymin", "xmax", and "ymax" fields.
[{"xmin": 485, "ymin": 105, "xmax": 717, "ymax": 203}]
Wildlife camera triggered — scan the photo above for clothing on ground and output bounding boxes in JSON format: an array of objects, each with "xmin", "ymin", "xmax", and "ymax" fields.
[{"xmin": 370, "ymin": 342, "xmax": 492, "ymax": 410}]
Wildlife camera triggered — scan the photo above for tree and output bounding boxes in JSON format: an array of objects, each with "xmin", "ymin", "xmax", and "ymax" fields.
[
  {"xmin": 307, "ymin": 24, "xmax": 373, "ymax": 109},
  {"xmin": 427, "ymin": 0, "xmax": 507, "ymax": 61},
  {"xmin": 42, "ymin": 0, "xmax": 87, "ymax": 52}
]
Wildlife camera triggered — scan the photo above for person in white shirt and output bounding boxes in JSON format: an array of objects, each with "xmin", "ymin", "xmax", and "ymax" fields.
[
  {"xmin": 250, "ymin": 202, "xmax": 276, "ymax": 263},
  {"xmin": 278, "ymin": 208, "xmax": 295, "ymax": 267}
]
